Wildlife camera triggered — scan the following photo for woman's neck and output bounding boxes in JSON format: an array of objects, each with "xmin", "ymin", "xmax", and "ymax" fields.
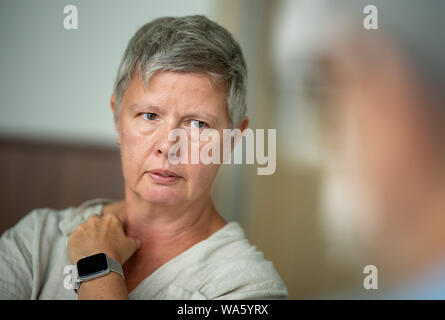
[
  {"xmin": 103, "ymin": 188, "xmax": 226, "ymax": 258},
  {"xmin": 128, "ymin": 194, "xmax": 224, "ymax": 245}
]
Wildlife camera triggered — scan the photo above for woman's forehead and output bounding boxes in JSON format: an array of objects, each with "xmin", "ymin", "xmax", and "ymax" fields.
[{"xmin": 124, "ymin": 71, "xmax": 229, "ymax": 119}]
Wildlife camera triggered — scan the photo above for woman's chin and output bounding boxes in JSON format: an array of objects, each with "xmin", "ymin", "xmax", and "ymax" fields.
[{"xmin": 140, "ymin": 186, "xmax": 183, "ymax": 205}]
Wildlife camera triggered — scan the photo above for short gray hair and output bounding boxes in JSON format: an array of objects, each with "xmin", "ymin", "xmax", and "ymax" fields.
[{"xmin": 113, "ymin": 15, "xmax": 247, "ymax": 127}]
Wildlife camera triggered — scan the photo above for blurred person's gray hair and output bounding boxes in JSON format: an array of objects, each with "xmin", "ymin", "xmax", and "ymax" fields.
[
  {"xmin": 113, "ymin": 15, "xmax": 247, "ymax": 128},
  {"xmin": 348, "ymin": 0, "xmax": 445, "ymax": 104},
  {"xmin": 324, "ymin": 0, "xmax": 445, "ymax": 108},
  {"xmin": 278, "ymin": 0, "xmax": 445, "ymax": 108}
]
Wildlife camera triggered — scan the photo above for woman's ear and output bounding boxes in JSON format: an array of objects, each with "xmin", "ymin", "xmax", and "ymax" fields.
[
  {"xmin": 231, "ymin": 117, "xmax": 249, "ymax": 150},
  {"xmin": 110, "ymin": 94, "xmax": 121, "ymax": 145},
  {"xmin": 237, "ymin": 117, "xmax": 249, "ymax": 133},
  {"xmin": 110, "ymin": 94, "xmax": 116, "ymax": 114}
]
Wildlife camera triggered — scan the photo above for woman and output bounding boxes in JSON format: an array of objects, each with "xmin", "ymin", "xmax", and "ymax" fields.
[{"xmin": 0, "ymin": 15, "xmax": 287, "ymax": 299}]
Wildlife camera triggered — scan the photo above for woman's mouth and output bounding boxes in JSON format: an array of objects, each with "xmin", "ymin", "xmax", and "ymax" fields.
[{"xmin": 148, "ymin": 169, "xmax": 181, "ymax": 185}]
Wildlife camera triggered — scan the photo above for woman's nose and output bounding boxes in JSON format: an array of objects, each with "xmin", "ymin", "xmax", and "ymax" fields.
[{"xmin": 154, "ymin": 124, "xmax": 176, "ymax": 157}]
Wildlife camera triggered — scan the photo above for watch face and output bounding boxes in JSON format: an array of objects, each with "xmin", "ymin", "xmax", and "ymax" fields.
[{"xmin": 77, "ymin": 253, "xmax": 109, "ymax": 278}]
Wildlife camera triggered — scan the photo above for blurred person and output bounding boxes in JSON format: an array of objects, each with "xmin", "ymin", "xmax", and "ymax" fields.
[
  {"xmin": 307, "ymin": 0, "xmax": 445, "ymax": 298},
  {"xmin": 0, "ymin": 15, "xmax": 287, "ymax": 300}
]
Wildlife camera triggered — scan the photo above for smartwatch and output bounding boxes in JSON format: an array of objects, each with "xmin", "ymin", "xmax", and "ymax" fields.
[{"xmin": 73, "ymin": 252, "xmax": 124, "ymax": 293}]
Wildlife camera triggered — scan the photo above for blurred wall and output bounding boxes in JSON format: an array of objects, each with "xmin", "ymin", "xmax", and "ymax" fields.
[{"xmin": 0, "ymin": 138, "xmax": 124, "ymax": 235}]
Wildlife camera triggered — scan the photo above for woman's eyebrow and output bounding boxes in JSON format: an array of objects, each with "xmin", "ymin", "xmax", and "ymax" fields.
[
  {"xmin": 183, "ymin": 111, "xmax": 218, "ymax": 123},
  {"xmin": 130, "ymin": 103, "xmax": 219, "ymax": 124},
  {"xmin": 129, "ymin": 103, "xmax": 163, "ymax": 113}
]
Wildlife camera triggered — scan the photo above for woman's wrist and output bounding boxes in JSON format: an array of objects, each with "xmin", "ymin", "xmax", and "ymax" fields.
[{"xmin": 77, "ymin": 271, "xmax": 129, "ymax": 300}]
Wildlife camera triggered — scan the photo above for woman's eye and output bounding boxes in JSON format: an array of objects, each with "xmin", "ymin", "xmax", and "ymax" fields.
[
  {"xmin": 190, "ymin": 120, "xmax": 208, "ymax": 129},
  {"xmin": 141, "ymin": 113, "xmax": 158, "ymax": 121}
]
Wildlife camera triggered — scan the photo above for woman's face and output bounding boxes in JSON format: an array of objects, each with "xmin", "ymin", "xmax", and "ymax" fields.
[{"xmin": 113, "ymin": 71, "xmax": 231, "ymax": 206}]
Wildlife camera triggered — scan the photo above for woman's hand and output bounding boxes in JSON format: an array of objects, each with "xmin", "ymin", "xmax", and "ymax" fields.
[
  {"xmin": 68, "ymin": 213, "xmax": 140, "ymax": 265},
  {"xmin": 67, "ymin": 213, "xmax": 141, "ymax": 299}
]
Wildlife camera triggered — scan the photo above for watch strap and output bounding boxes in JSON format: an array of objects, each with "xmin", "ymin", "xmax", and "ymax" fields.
[{"xmin": 106, "ymin": 255, "xmax": 124, "ymax": 279}]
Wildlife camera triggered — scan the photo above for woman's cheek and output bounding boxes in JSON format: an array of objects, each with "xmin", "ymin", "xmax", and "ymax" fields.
[
  {"xmin": 193, "ymin": 163, "xmax": 219, "ymax": 190},
  {"xmin": 120, "ymin": 135, "xmax": 147, "ymax": 180}
]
